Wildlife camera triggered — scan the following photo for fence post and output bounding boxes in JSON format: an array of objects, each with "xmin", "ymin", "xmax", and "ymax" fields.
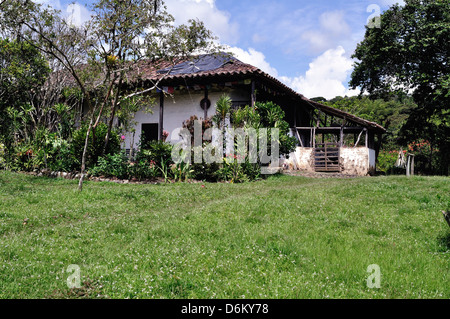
[{"xmin": 406, "ymin": 154, "xmax": 411, "ymax": 177}]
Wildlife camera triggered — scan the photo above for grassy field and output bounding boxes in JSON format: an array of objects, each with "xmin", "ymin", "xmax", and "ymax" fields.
[{"xmin": 0, "ymin": 171, "xmax": 449, "ymax": 299}]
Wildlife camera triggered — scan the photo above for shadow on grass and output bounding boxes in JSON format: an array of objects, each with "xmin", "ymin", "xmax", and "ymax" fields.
[
  {"xmin": 436, "ymin": 233, "xmax": 450, "ymax": 252},
  {"xmin": 47, "ymin": 279, "xmax": 106, "ymax": 299},
  {"xmin": 264, "ymin": 172, "xmax": 289, "ymax": 180}
]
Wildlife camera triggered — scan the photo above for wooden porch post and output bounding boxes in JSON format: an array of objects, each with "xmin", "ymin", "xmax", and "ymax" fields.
[
  {"xmin": 312, "ymin": 127, "xmax": 316, "ymax": 148},
  {"xmin": 251, "ymin": 80, "xmax": 256, "ymax": 108},
  {"xmin": 159, "ymin": 91, "xmax": 164, "ymax": 141},
  {"xmin": 293, "ymin": 104, "xmax": 297, "ymax": 129},
  {"xmin": 293, "ymin": 105, "xmax": 299, "ymax": 146},
  {"xmin": 375, "ymin": 133, "xmax": 382, "ymax": 158},
  {"xmin": 406, "ymin": 154, "xmax": 411, "ymax": 177},
  {"xmin": 204, "ymin": 87, "xmax": 208, "ymax": 120},
  {"xmin": 364, "ymin": 128, "xmax": 368, "ymax": 148}
]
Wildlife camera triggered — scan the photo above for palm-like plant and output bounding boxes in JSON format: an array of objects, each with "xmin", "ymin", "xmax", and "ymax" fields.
[{"xmin": 214, "ymin": 94, "xmax": 232, "ymax": 130}]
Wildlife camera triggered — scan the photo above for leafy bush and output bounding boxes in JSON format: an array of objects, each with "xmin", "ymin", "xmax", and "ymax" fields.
[
  {"xmin": 45, "ymin": 133, "xmax": 76, "ymax": 172},
  {"xmin": 216, "ymin": 155, "xmax": 249, "ymax": 183},
  {"xmin": 170, "ymin": 161, "xmax": 194, "ymax": 182},
  {"xmin": 231, "ymin": 105, "xmax": 261, "ymax": 128},
  {"xmin": 89, "ymin": 138, "xmax": 172, "ymax": 180},
  {"xmin": 406, "ymin": 139, "xmax": 440, "ymax": 175},
  {"xmin": 377, "ymin": 149, "xmax": 400, "ymax": 174},
  {"xmin": 90, "ymin": 152, "xmax": 160, "ymax": 181},
  {"xmin": 4, "ymin": 128, "xmax": 76, "ymax": 172},
  {"xmin": 71, "ymin": 123, "xmax": 121, "ymax": 169},
  {"xmin": 183, "ymin": 143, "xmax": 220, "ymax": 182},
  {"xmin": 128, "ymin": 159, "xmax": 158, "ymax": 180},
  {"xmin": 253, "ymin": 101, "xmax": 297, "ymax": 156},
  {"xmin": 241, "ymin": 159, "xmax": 261, "ymax": 181},
  {"xmin": 190, "ymin": 162, "xmax": 220, "ymax": 182},
  {"xmin": 135, "ymin": 139, "xmax": 173, "ymax": 168},
  {"xmin": 8, "ymin": 142, "xmax": 44, "ymax": 172},
  {"xmin": 90, "ymin": 151, "xmax": 130, "ymax": 179},
  {"xmin": 215, "ymin": 154, "xmax": 261, "ymax": 183}
]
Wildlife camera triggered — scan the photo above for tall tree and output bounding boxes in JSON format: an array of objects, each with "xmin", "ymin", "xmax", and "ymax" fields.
[
  {"xmin": 350, "ymin": 0, "xmax": 450, "ymax": 174},
  {"xmin": 0, "ymin": 38, "xmax": 50, "ymax": 145}
]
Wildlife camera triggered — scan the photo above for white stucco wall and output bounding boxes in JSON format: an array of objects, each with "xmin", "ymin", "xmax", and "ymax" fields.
[
  {"xmin": 122, "ymin": 88, "xmax": 250, "ymax": 150},
  {"xmin": 369, "ymin": 148, "xmax": 376, "ymax": 174},
  {"xmin": 285, "ymin": 146, "xmax": 376, "ymax": 175},
  {"xmin": 285, "ymin": 147, "xmax": 315, "ymax": 171},
  {"xmin": 340, "ymin": 146, "xmax": 375, "ymax": 175}
]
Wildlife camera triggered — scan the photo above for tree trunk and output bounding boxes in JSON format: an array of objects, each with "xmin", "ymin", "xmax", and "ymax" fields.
[
  {"xmin": 103, "ymin": 75, "xmax": 123, "ymax": 156},
  {"xmin": 78, "ymin": 114, "xmax": 95, "ymax": 192}
]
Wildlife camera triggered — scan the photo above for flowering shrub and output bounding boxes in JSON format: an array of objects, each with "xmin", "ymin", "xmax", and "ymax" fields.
[
  {"xmin": 162, "ymin": 130, "xmax": 169, "ymax": 142},
  {"xmin": 128, "ymin": 159, "xmax": 158, "ymax": 180},
  {"xmin": 377, "ymin": 140, "xmax": 440, "ymax": 175},
  {"xmin": 407, "ymin": 140, "xmax": 435, "ymax": 155},
  {"xmin": 406, "ymin": 140, "xmax": 440, "ymax": 174},
  {"xmin": 135, "ymin": 139, "xmax": 173, "ymax": 168}
]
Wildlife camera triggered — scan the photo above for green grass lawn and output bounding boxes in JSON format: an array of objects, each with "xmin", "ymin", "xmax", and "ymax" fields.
[{"xmin": 0, "ymin": 171, "xmax": 449, "ymax": 299}]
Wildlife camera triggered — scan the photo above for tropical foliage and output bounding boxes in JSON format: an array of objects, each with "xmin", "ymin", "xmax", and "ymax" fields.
[{"xmin": 349, "ymin": 0, "xmax": 449, "ymax": 175}]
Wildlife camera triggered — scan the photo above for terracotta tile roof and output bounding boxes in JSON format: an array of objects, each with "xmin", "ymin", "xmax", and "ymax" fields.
[{"xmin": 129, "ymin": 55, "xmax": 261, "ymax": 83}]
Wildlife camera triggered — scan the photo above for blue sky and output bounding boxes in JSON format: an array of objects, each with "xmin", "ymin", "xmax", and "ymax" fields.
[{"xmin": 37, "ymin": 0, "xmax": 404, "ymax": 99}]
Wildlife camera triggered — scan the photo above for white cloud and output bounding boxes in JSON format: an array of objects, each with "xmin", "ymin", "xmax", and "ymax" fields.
[
  {"xmin": 66, "ymin": 2, "xmax": 92, "ymax": 27},
  {"xmin": 225, "ymin": 45, "xmax": 359, "ymax": 100},
  {"xmin": 225, "ymin": 46, "xmax": 279, "ymax": 77},
  {"xmin": 319, "ymin": 10, "xmax": 351, "ymax": 36},
  {"xmin": 164, "ymin": 0, "xmax": 240, "ymax": 45},
  {"xmin": 380, "ymin": 0, "xmax": 405, "ymax": 6},
  {"xmin": 251, "ymin": 33, "xmax": 267, "ymax": 44},
  {"xmin": 279, "ymin": 46, "xmax": 360, "ymax": 99},
  {"xmin": 34, "ymin": 0, "xmax": 62, "ymax": 9},
  {"xmin": 301, "ymin": 10, "xmax": 352, "ymax": 54},
  {"xmin": 35, "ymin": 0, "xmax": 91, "ymax": 27}
]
